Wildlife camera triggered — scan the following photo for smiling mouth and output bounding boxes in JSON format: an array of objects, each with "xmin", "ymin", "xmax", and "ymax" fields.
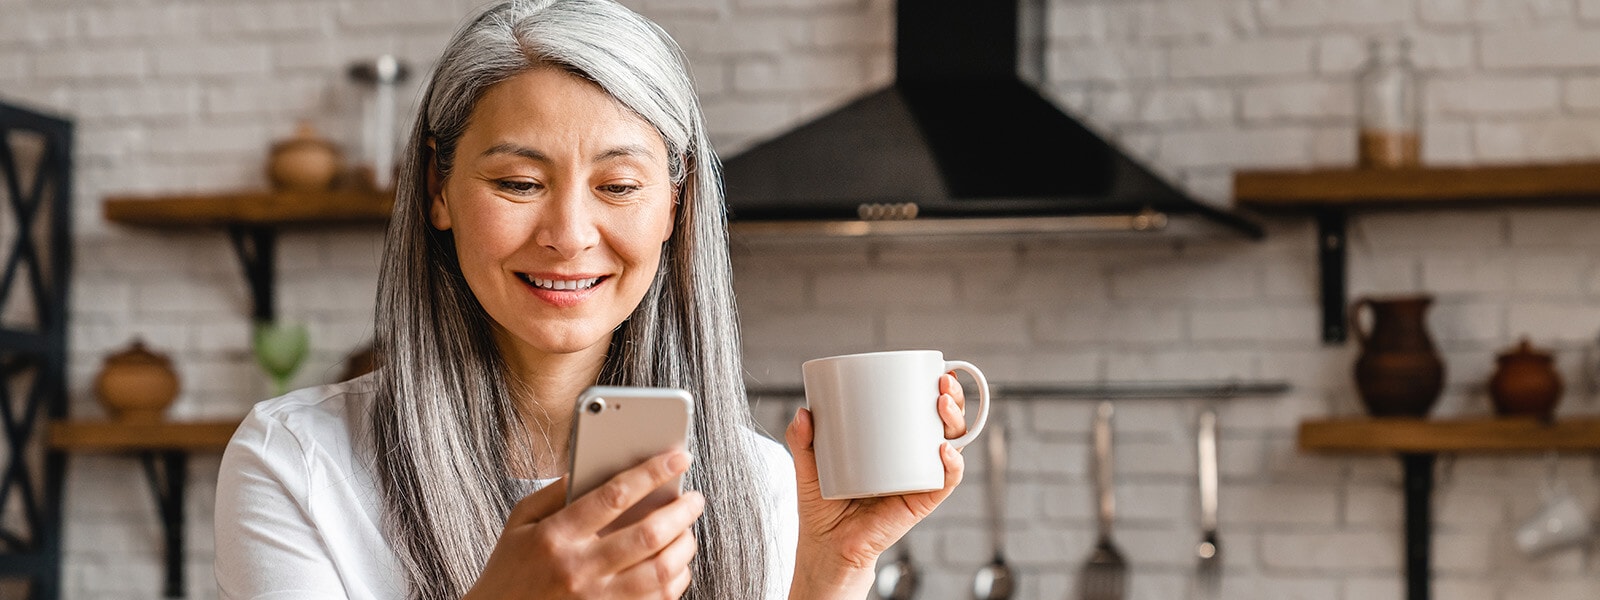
[{"xmin": 517, "ymin": 274, "xmax": 606, "ymax": 291}]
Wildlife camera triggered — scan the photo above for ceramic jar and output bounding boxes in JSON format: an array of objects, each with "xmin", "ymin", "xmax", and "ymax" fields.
[
  {"xmin": 1352, "ymin": 295, "xmax": 1445, "ymax": 417},
  {"xmin": 267, "ymin": 121, "xmax": 342, "ymax": 191},
  {"xmin": 1489, "ymin": 338, "xmax": 1562, "ymax": 420},
  {"xmin": 341, "ymin": 344, "xmax": 376, "ymax": 382},
  {"xmin": 94, "ymin": 339, "xmax": 179, "ymax": 423}
]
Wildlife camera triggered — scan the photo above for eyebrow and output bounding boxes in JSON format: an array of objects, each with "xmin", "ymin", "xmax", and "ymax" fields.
[{"xmin": 480, "ymin": 142, "xmax": 657, "ymax": 163}]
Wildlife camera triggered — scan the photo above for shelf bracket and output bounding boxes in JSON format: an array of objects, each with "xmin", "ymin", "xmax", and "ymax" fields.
[
  {"xmin": 227, "ymin": 226, "xmax": 277, "ymax": 323},
  {"xmin": 1317, "ymin": 210, "xmax": 1348, "ymax": 344},
  {"xmin": 1401, "ymin": 452, "xmax": 1435, "ymax": 600},
  {"xmin": 139, "ymin": 451, "xmax": 188, "ymax": 599}
]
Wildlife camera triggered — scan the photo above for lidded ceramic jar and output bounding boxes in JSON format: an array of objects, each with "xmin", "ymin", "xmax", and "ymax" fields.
[
  {"xmin": 267, "ymin": 121, "xmax": 343, "ymax": 191},
  {"xmin": 1489, "ymin": 337, "xmax": 1562, "ymax": 420},
  {"xmin": 94, "ymin": 339, "xmax": 179, "ymax": 423}
]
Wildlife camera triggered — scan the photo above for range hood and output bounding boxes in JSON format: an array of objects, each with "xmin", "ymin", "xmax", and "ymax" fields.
[{"xmin": 721, "ymin": 0, "xmax": 1265, "ymax": 239}]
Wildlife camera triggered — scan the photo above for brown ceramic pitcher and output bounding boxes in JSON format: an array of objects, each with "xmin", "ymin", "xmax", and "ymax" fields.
[{"xmin": 1351, "ymin": 295, "xmax": 1445, "ymax": 417}]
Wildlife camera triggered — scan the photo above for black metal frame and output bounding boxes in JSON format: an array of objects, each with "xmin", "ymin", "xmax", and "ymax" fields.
[{"xmin": 0, "ymin": 101, "xmax": 73, "ymax": 599}]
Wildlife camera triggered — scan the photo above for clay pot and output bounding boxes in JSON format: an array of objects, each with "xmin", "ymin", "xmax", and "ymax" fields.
[
  {"xmin": 267, "ymin": 121, "xmax": 342, "ymax": 191},
  {"xmin": 341, "ymin": 345, "xmax": 377, "ymax": 382},
  {"xmin": 94, "ymin": 339, "xmax": 179, "ymax": 423},
  {"xmin": 1352, "ymin": 295, "xmax": 1445, "ymax": 418},
  {"xmin": 1489, "ymin": 338, "xmax": 1562, "ymax": 420}
]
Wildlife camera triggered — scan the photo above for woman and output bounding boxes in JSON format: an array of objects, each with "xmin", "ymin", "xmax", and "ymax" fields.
[{"xmin": 214, "ymin": 1, "xmax": 969, "ymax": 598}]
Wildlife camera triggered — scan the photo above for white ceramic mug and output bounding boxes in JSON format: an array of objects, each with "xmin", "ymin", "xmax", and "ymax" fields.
[
  {"xmin": 1514, "ymin": 488, "xmax": 1593, "ymax": 556},
  {"xmin": 802, "ymin": 350, "xmax": 991, "ymax": 500}
]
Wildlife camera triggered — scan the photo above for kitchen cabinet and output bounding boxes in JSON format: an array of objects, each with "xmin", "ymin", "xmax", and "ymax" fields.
[
  {"xmin": 1234, "ymin": 161, "xmax": 1600, "ymax": 344},
  {"xmin": 103, "ymin": 189, "xmax": 393, "ymax": 322},
  {"xmin": 1298, "ymin": 417, "xmax": 1600, "ymax": 600}
]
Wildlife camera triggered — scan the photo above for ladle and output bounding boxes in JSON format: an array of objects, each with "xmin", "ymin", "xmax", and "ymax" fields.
[
  {"xmin": 874, "ymin": 539, "xmax": 919, "ymax": 600},
  {"xmin": 972, "ymin": 413, "xmax": 1015, "ymax": 599}
]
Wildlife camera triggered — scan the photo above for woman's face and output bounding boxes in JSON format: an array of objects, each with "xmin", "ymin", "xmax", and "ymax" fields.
[{"xmin": 430, "ymin": 67, "xmax": 676, "ymax": 363}]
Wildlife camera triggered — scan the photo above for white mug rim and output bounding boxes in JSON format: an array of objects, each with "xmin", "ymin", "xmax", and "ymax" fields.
[{"xmin": 802, "ymin": 349, "xmax": 941, "ymax": 369}]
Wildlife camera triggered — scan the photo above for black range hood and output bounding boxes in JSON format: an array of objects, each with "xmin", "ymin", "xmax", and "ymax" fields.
[{"xmin": 721, "ymin": 0, "xmax": 1264, "ymax": 239}]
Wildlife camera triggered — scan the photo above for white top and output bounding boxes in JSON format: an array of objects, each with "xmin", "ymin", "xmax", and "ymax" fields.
[{"xmin": 214, "ymin": 374, "xmax": 799, "ymax": 599}]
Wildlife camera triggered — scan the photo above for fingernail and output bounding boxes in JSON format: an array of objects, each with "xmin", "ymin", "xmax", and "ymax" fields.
[{"xmin": 669, "ymin": 451, "xmax": 692, "ymax": 472}]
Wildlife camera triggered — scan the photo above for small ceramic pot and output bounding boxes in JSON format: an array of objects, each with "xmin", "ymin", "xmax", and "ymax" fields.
[
  {"xmin": 267, "ymin": 121, "xmax": 342, "ymax": 191},
  {"xmin": 1489, "ymin": 338, "xmax": 1562, "ymax": 420},
  {"xmin": 341, "ymin": 345, "xmax": 376, "ymax": 382},
  {"xmin": 94, "ymin": 339, "xmax": 179, "ymax": 423}
]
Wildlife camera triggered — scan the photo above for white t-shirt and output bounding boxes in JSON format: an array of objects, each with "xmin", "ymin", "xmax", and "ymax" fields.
[{"xmin": 214, "ymin": 374, "xmax": 799, "ymax": 599}]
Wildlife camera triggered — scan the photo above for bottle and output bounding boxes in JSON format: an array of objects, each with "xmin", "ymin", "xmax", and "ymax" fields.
[
  {"xmin": 348, "ymin": 55, "xmax": 410, "ymax": 192},
  {"xmin": 1356, "ymin": 37, "xmax": 1420, "ymax": 169}
]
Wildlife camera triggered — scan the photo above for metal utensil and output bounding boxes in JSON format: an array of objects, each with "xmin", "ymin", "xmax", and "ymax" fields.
[
  {"xmin": 1194, "ymin": 406, "xmax": 1222, "ymax": 597},
  {"xmin": 973, "ymin": 411, "xmax": 1016, "ymax": 599},
  {"xmin": 875, "ymin": 540, "xmax": 920, "ymax": 600},
  {"xmin": 1078, "ymin": 401, "xmax": 1127, "ymax": 600}
]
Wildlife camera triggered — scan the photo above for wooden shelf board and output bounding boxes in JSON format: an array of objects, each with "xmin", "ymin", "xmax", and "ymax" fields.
[
  {"xmin": 104, "ymin": 189, "xmax": 393, "ymax": 228},
  {"xmin": 1299, "ymin": 417, "xmax": 1600, "ymax": 454},
  {"xmin": 1235, "ymin": 162, "xmax": 1600, "ymax": 210},
  {"xmin": 49, "ymin": 419, "xmax": 242, "ymax": 452}
]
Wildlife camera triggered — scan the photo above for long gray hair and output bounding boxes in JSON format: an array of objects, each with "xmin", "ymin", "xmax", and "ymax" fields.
[{"xmin": 370, "ymin": 1, "xmax": 768, "ymax": 598}]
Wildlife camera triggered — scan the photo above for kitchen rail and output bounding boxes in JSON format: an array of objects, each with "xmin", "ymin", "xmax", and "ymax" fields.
[{"xmin": 748, "ymin": 380, "xmax": 1291, "ymax": 401}]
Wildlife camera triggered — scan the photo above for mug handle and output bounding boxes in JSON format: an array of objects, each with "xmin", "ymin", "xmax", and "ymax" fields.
[{"xmin": 943, "ymin": 360, "xmax": 991, "ymax": 450}]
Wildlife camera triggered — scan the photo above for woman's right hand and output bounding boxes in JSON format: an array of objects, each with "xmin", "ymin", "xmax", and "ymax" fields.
[{"xmin": 464, "ymin": 450, "xmax": 703, "ymax": 599}]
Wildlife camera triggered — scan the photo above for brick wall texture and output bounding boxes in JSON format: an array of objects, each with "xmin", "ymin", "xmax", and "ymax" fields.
[{"xmin": 5, "ymin": 0, "xmax": 1600, "ymax": 598}]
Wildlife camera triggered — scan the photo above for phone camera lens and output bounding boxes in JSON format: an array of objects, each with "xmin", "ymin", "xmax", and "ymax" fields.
[{"xmin": 587, "ymin": 400, "xmax": 605, "ymax": 414}]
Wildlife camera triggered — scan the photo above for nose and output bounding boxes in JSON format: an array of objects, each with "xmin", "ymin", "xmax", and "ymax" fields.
[{"xmin": 531, "ymin": 183, "xmax": 600, "ymax": 260}]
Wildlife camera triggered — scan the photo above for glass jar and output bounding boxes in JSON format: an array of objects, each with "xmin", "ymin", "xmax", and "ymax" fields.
[
  {"xmin": 1356, "ymin": 37, "xmax": 1420, "ymax": 169},
  {"xmin": 348, "ymin": 55, "xmax": 411, "ymax": 191}
]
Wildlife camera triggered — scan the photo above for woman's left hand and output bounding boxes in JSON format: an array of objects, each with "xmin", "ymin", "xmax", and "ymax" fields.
[{"xmin": 783, "ymin": 373, "xmax": 968, "ymax": 598}]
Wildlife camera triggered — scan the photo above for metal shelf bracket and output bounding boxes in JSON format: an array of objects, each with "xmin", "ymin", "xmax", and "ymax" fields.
[
  {"xmin": 139, "ymin": 452, "xmax": 188, "ymax": 599},
  {"xmin": 1317, "ymin": 210, "xmax": 1348, "ymax": 344},
  {"xmin": 226, "ymin": 226, "xmax": 277, "ymax": 323}
]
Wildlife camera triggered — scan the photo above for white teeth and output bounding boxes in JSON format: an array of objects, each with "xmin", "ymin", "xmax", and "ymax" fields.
[{"xmin": 523, "ymin": 275, "xmax": 601, "ymax": 291}]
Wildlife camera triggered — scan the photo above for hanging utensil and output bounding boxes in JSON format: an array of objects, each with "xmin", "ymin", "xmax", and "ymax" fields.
[
  {"xmin": 875, "ymin": 539, "xmax": 920, "ymax": 600},
  {"xmin": 972, "ymin": 410, "xmax": 1016, "ymax": 599},
  {"xmin": 1078, "ymin": 401, "xmax": 1127, "ymax": 600},
  {"xmin": 1194, "ymin": 405, "xmax": 1222, "ymax": 597}
]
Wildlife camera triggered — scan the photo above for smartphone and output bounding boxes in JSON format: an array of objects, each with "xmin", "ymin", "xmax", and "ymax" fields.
[{"xmin": 566, "ymin": 386, "xmax": 693, "ymax": 530}]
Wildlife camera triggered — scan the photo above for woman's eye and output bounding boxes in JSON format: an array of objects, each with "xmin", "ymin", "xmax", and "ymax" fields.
[
  {"xmin": 497, "ymin": 180, "xmax": 541, "ymax": 194},
  {"xmin": 598, "ymin": 184, "xmax": 642, "ymax": 197}
]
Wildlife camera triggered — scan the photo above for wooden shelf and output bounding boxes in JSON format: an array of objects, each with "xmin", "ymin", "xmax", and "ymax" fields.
[
  {"xmin": 1232, "ymin": 161, "xmax": 1600, "ymax": 344},
  {"xmin": 1235, "ymin": 161, "xmax": 1600, "ymax": 211},
  {"xmin": 1298, "ymin": 415, "xmax": 1600, "ymax": 600},
  {"xmin": 1299, "ymin": 417, "xmax": 1600, "ymax": 454},
  {"xmin": 48, "ymin": 419, "xmax": 241, "ymax": 452},
  {"xmin": 103, "ymin": 188, "xmax": 395, "ymax": 321},
  {"xmin": 104, "ymin": 188, "xmax": 393, "ymax": 228}
]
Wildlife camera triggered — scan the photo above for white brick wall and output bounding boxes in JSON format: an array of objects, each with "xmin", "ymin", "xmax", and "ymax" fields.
[{"xmin": 5, "ymin": 0, "xmax": 1600, "ymax": 597}]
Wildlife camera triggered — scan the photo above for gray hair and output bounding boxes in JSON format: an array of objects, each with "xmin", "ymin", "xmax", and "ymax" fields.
[{"xmin": 370, "ymin": 1, "xmax": 768, "ymax": 598}]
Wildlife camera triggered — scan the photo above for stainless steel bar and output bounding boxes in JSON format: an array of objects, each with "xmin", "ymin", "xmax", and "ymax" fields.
[{"xmin": 748, "ymin": 381, "xmax": 1291, "ymax": 401}]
